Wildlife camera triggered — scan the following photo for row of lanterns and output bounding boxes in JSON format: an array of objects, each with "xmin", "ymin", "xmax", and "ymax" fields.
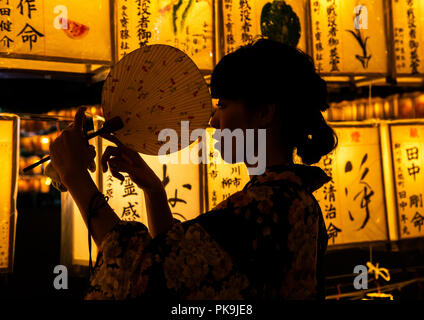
[{"xmin": 0, "ymin": 1, "xmax": 423, "ymax": 84}]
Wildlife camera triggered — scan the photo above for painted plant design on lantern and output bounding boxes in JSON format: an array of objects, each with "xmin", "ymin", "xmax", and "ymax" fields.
[{"xmin": 346, "ymin": 6, "xmax": 372, "ymax": 69}]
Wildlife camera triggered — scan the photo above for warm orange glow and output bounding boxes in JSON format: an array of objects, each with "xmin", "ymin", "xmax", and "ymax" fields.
[
  {"xmin": 45, "ymin": 177, "xmax": 52, "ymax": 186},
  {"xmin": 0, "ymin": 115, "xmax": 18, "ymax": 272},
  {"xmin": 0, "ymin": 1, "xmax": 111, "ymax": 72}
]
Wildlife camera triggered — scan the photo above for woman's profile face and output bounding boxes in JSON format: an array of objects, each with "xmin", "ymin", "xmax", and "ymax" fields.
[{"xmin": 209, "ymin": 98, "xmax": 257, "ymax": 164}]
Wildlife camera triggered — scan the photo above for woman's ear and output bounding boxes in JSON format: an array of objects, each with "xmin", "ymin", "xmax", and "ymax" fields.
[{"xmin": 258, "ymin": 103, "xmax": 277, "ymax": 128}]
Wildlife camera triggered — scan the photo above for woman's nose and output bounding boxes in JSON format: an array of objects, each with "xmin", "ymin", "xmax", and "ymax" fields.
[{"xmin": 209, "ymin": 110, "xmax": 219, "ymax": 129}]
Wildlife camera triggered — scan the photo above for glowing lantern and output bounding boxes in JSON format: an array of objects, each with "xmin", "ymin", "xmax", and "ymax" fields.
[
  {"xmin": 310, "ymin": 0, "xmax": 388, "ymax": 83},
  {"xmin": 313, "ymin": 123, "xmax": 389, "ymax": 246},
  {"xmin": 0, "ymin": 114, "xmax": 19, "ymax": 272},
  {"xmin": 205, "ymin": 127, "xmax": 250, "ymax": 210},
  {"xmin": 398, "ymin": 96, "xmax": 414, "ymax": 119},
  {"xmin": 391, "ymin": 0, "xmax": 424, "ymax": 82},
  {"xmin": 390, "ymin": 122, "xmax": 424, "ymax": 240},
  {"xmin": 220, "ymin": 0, "xmax": 308, "ymax": 57},
  {"xmin": 356, "ymin": 100, "xmax": 367, "ymax": 121},
  {"xmin": 114, "ymin": 0, "xmax": 214, "ymax": 70},
  {"xmin": 415, "ymin": 94, "xmax": 424, "ymax": 118},
  {"xmin": 0, "ymin": 1, "xmax": 112, "ymax": 74}
]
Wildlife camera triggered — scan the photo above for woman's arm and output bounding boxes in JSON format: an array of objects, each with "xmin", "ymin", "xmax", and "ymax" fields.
[
  {"xmin": 50, "ymin": 108, "xmax": 120, "ymax": 247},
  {"xmin": 61, "ymin": 169, "xmax": 120, "ymax": 247},
  {"xmin": 143, "ymin": 188, "xmax": 174, "ymax": 238}
]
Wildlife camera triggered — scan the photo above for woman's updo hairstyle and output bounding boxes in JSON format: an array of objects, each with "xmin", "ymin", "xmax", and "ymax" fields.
[{"xmin": 210, "ymin": 38, "xmax": 338, "ymax": 165}]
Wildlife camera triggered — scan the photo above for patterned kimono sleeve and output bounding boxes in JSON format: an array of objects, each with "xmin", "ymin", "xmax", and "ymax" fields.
[
  {"xmin": 84, "ymin": 221, "xmax": 152, "ymax": 300},
  {"xmin": 151, "ymin": 213, "xmax": 250, "ymax": 300}
]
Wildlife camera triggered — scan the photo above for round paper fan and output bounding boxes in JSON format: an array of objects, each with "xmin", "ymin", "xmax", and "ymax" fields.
[{"xmin": 102, "ymin": 44, "xmax": 212, "ymax": 155}]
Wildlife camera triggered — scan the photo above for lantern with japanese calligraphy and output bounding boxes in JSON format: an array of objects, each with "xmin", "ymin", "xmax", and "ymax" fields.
[
  {"xmin": 115, "ymin": 0, "xmax": 214, "ymax": 71},
  {"xmin": 313, "ymin": 123, "xmax": 389, "ymax": 247},
  {"xmin": 220, "ymin": 0, "xmax": 309, "ymax": 57},
  {"xmin": 390, "ymin": 121, "xmax": 424, "ymax": 240},
  {"xmin": 391, "ymin": 0, "xmax": 424, "ymax": 82},
  {"xmin": 205, "ymin": 127, "xmax": 250, "ymax": 210},
  {"xmin": 0, "ymin": 114, "xmax": 19, "ymax": 273},
  {"xmin": 310, "ymin": 0, "xmax": 389, "ymax": 84},
  {"xmin": 0, "ymin": 0, "xmax": 112, "ymax": 74}
]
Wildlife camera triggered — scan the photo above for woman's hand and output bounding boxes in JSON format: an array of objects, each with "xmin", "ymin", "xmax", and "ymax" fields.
[
  {"xmin": 101, "ymin": 133, "xmax": 164, "ymax": 193},
  {"xmin": 49, "ymin": 107, "xmax": 96, "ymax": 187}
]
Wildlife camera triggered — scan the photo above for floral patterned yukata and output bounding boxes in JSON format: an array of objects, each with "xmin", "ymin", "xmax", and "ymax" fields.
[{"xmin": 85, "ymin": 164, "xmax": 331, "ymax": 300}]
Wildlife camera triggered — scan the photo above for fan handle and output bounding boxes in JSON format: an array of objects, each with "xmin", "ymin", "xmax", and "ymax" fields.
[{"xmin": 23, "ymin": 116, "xmax": 124, "ymax": 173}]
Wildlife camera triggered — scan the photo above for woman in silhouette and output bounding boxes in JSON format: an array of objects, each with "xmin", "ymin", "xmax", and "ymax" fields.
[{"xmin": 49, "ymin": 38, "xmax": 337, "ymax": 300}]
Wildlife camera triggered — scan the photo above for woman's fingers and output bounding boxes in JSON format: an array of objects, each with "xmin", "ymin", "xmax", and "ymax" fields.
[
  {"xmin": 108, "ymin": 162, "xmax": 125, "ymax": 182},
  {"xmin": 101, "ymin": 146, "xmax": 119, "ymax": 172},
  {"xmin": 73, "ymin": 107, "xmax": 86, "ymax": 131},
  {"xmin": 101, "ymin": 132, "xmax": 123, "ymax": 146},
  {"xmin": 100, "ymin": 133, "xmax": 140, "ymax": 158},
  {"xmin": 88, "ymin": 145, "xmax": 96, "ymax": 172}
]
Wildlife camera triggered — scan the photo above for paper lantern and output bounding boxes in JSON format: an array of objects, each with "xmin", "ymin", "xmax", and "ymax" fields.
[
  {"xmin": 391, "ymin": 0, "xmax": 424, "ymax": 82},
  {"xmin": 0, "ymin": 0, "xmax": 112, "ymax": 74},
  {"xmin": 398, "ymin": 96, "xmax": 414, "ymax": 119},
  {"xmin": 219, "ymin": 0, "xmax": 309, "ymax": 57},
  {"xmin": 415, "ymin": 94, "xmax": 424, "ymax": 118},
  {"xmin": 115, "ymin": 0, "xmax": 214, "ymax": 71},
  {"xmin": 310, "ymin": 0, "xmax": 389, "ymax": 83},
  {"xmin": 313, "ymin": 123, "xmax": 389, "ymax": 246},
  {"xmin": 390, "ymin": 121, "xmax": 424, "ymax": 240},
  {"xmin": 205, "ymin": 127, "xmax": 250, "ymax": 210},
  {"xmin": 356, "ymin": 100, "xmax": 367, "ymax": 121},
  {"xmin": 0, "ymin": 114, "xmax": 19, "ymax": 273}
]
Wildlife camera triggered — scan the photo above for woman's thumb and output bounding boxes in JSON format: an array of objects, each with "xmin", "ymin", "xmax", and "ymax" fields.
[{"xmin": 109, "ymin": 158, "xmax": 136, "ymax": 175}]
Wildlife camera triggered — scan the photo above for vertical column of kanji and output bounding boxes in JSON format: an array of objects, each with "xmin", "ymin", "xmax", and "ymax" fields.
[
  {"xmin": 239, "ymin": 0, "xmax": 252, "ymax": 45},
  {"xmin": 206, "ymin": 127, "xmax": 219, "ymax": 210},
  {"xmin": 118, "ymin": 0, "xmax": 132, "ymax": 60},
  {"xmin": 321, "ymin": 151, "xmax": 341, "ymax": 245},
  {"xmin": 0, "ymin": 0, "xmax": 13, "ymax": 52},
  {"xmin": 313, "ymin": 147, "xmax": 342, "ymax": 246},
  {"xmin": 311, "ymin": 1, "xmax": 324, "ymax": 73},
  {"xmin": 326, "ymin": 0, "xmax": 340, "ymax": 72},
  {"xmin": 15, "ymin": 0, "xmax": 45, "ymax": 55},
  {"xmin": 405, "ymin": 0, "xmax": 420, "ymax": 74},
  {"xmin": 392, "ymin": 0, "xmax": 407, "ymax": 74},
  {"xmin": 136, "ymin": 0, "xmax": 151, "ymax": 48},
  {"xmin": 223, "ymin": 0, "xmax": 235, "ymax": 55},
  {"xmin": 392, "ymin": 0, "xmax": 422, "ymax": 75}
]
